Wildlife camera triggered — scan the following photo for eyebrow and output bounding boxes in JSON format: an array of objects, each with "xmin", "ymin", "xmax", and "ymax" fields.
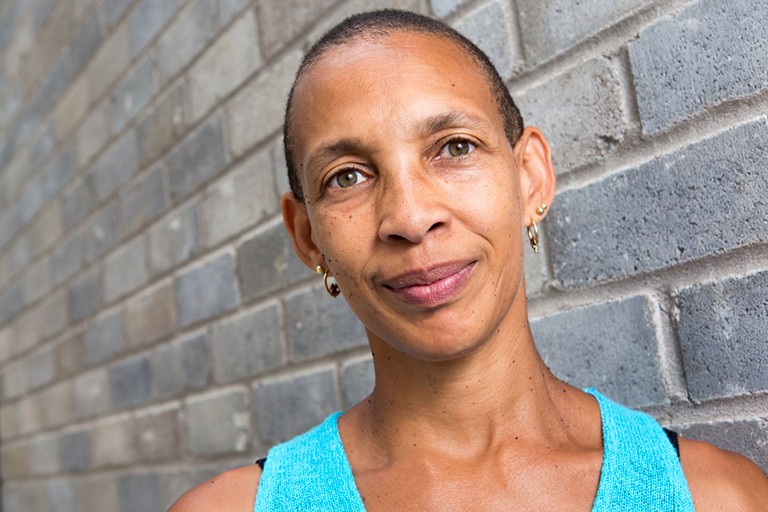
[
  {"xmin": 306, "ymin": 111, "xmax": 491, "ymax": 174},
  {"xmin": 416, "ymin": 111, "xmax": 489, "ymax": 136}
]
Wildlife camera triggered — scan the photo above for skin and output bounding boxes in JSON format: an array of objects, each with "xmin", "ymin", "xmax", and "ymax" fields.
[{"xmin": 170, "ymin": 31, "xmax": 768, "ymax": 512}]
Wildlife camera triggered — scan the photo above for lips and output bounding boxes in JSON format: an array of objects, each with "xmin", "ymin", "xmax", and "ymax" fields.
[{"xmin": 382, "ymin": 261, "xmax": 476, "ymax": 308}]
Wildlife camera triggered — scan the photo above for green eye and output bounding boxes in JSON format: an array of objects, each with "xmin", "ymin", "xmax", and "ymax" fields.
[
  {"xmin": 332, "ymin": 170, "xmax": 366, "ymax": 188},
  {"xmin": 444, "ymin": 139, "xmax": 475, "ymax": 157}
]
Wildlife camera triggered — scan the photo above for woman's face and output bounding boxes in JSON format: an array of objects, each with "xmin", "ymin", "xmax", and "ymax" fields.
[{"xmin": 285, "ymin": 32, "xmax": 534, "ymax": 361}]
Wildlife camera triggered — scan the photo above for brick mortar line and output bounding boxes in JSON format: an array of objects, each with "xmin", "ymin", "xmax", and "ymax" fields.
[
  {"xmin": 645, "ymin": 392, "xmax": 768, "ymax": 426},
  {"xmin": 554, "ymin": 94, "xmax": 768, "ymax": 193},
  {"xmin": 505, "ymin": 0, "xmax": 697, "ymax": 91},
  {"xmin": 527, "ymin": 241, "xmax": 768, "ymax": 318}
]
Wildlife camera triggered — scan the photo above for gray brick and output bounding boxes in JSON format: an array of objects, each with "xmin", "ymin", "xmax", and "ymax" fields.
[
  {"xmin": 159, "ymin": 469, "xmax": 218, "ymax": 510},
  {"xmin": 42, "ymin": 143, "xmax": 77, "ymax": 199},
  {"xmin": 82, "ymin": 202, "xmax": 119, "ymax": 264},
  {"xmin": 674, "ymin": 270, "xmax": 768, "ymax": 401},
  {"xmin": 25, "ymin": 346, "xmax": 56, "ymax": 390},
  {"xmin": 34, "ymin": 0, "xmax": 57, "ymax": 29},
  {"xmin": 342, "ymin": 357, "xmax": 374, "ymax": 409},
  {"xmin": 92, "ymin": 133, "xmax": 138, "ymax": 203},
  {"xmin": 17, "ymin": 177, "xmax": 45, "ymax": 226},
  {"xmin": 28, "ymin": 121, "xmax": 56, "ymax": 173},
  {"xmin": 112, "ymin": 57, "xmax": 155, "ymax": 133},
  {"xmin": 189, "ymin": 10, "xmax": 261, "ymax": 121},
  {"xmin": 516, "ymin": 57, "xmax": 628, "ymax": 173},
  {"xmin": 68, "ymin": 267, "xmax": 102, "ymax": 324},
  {"xmin": 136, "ymin": 84, "xmax": 186, "ymax": 166},
  {"xmin": 117, "ymin": 473, "xmax": 163, "ymax": 512},
  {"xmin": 219, "ymin": 0, "xmax": 250, "ymax": 24},
  {"xmin": 119, "ymin": 163, "xmax": 168, "ymax": 236},
  {"xmin": 167, "ymin": 116, "xmax": 228, "ymax": 201},
  {"xmin": 201, "ymin": 146, "xmax": 276, "ymax": 246},
  {"xmin": 531, "ymin": 295, "xmax": 665, "ymax": 407},
  {"xmin": 83, "ymin": 310, "xmax": 125, "ymax": 367},
  {"xmin": 152, "ymin": 333, "xmax": 211, "ymax": 398},
  {"xmin": 52, "ymin": 231, "xmax": 84, "ymax": 285},
  {"xmin": 77, "ymin": 100, "xmax": 111, "ymax": 167},
  {"xmin": 548, "ymin": 119, "xmax": 768, "ymax": 287},
  {"xmin": 82, "ymin": 475, "xmax": 119, "ymax": 511},
  {"xmin": 238, "ymin": 223, "xmax": 313, "ymax": 301},
  {"xmin": 52, "ymin": 192, "xmax": 84, "ymax": 248},
  {"xmin": 47, "ymin": 479, "xmax": 85, "ymax": 512},
  {"xmin": 88, "ymin": 23, "xmax": 130, "ymax": 101},
  {"xmin": 30, "ymin": 435, "xmax": 60, "ymax": 475},
  {"xmin": 629, "ymin": 0, "xmax": 768, "ymax": 134},
  {"xmin": 186, "ymin": 388, "xmax": 251, "ymax": 455},
  {"xmin": 432, "ymin": 0, "xmax": 470, "ymax": 17},
  {"xmin": 3, "ymin": 440, "xmax": 32, "ymax": 477},
  {"xmin": 148, "ymin": 201, "xmax": 200, "ymax": 274},
  {"xmin": 228, "ymin": 48, "xmax": 301, "ymax": 155},
  {"xmin": 59, "ymin": 429, "xmax": 91, "ymax": 472},
  {"xmin": 253, "ymin": 369, "xmax": 339, "ymax": 447},
  {"xmin": 255, "ymin": 0, "xmax": 335, "ymax": 56},
  {"xmin": 125, "ymin": 281, "xmax": 176, "ymax": 349},
  {"xmin": 103, "ymin": 235, "xmax": 149, "ymax": 302},
  {"xmin": 110, "ymin": 355, "xmax": 153, "ymax": 409},
  {"xmin": 3, "ymin": 482, "xmax": 47, "ymax": 512},
  {"xmin": 70, "ymin": 11, "xmax": 102, "ymax": 75},
  {"xmin": 210, "ymin": 303, "xmax": 284, "ymax": 384},
  {"xmin": 679, "ymin": 419, "xmax": 768, "ymax": 474},
  {"xmin": 454, "ymin": 0, "xmax": 516, "ymax": 80},
  {"xmin": 128, "ymin": 0, "xmax": 178, "ymax": 56},
  {"xmin": 54, "ymin": 73, "xmax": 89, "ymax": 138},
  {"xmin": 92, "ymin": 414, "xmax": 136, "ymax": 467},
  {"xmin": 41, "ymin": 382, "xmax": 75, "ymax": 429},
  {"xmin": 175, "ymin": 252, "xmax": 239, "ymax": 327},
  {"xmin": 106, "ymin": 0, "xmax": 132, "ymax": 25},
  {"xmin": 155, "ymin": 0, "xmax": 216, "ymax": 84},
  {"xmin": 286, "ymin": 286, "xmax": 367, "ymax": 362},
  {"xmin": 518, "ymin": 0, "xmax": 650, "ymax": 65},
  {"xmin": 272, "ymin": 136, "xmax": 290, "ymax": 195},
  {"xmin": 57, "ymin": 333, "xmax": 83, "ymax": 380},
  {"xmin": 21, "ymin": 256, "xmax": 51, "ymax": 305},
  {"xmin": 73, "ymin": 369, "xmax": 111, "ymax": 419},
  {"xmin": 30, "ymin": 54, "xmax": 73, "ymax": 126},
  {"xmin": 40, "ymin": 290, "xmax": 69, "ymax": 340},
  {"xmin": 135, "ymin": 404, "xmax": 180, "ymax": 462}
]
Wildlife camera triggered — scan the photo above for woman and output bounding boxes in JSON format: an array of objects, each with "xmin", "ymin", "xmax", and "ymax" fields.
[{"xmin": 171, "ymin": 10, "xmax": 768, "ymax": 511}]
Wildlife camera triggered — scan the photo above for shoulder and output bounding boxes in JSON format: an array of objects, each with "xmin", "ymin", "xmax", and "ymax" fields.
[
  {"xmin": 167, "ymin": 464, "xmax": 262, "ymax": 512},
  {"xmin": 680, "ymin": 437, "xmax": 768, "ymax": 511}
]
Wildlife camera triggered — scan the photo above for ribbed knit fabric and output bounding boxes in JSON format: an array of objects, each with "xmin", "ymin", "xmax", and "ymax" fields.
[
  {"xmin": 255, "ymin": 390, "xmax": 694, "ymax": 511},
  {"xmin": 586, "ymin": 388, "xmax": 695, "ymax": 511}
]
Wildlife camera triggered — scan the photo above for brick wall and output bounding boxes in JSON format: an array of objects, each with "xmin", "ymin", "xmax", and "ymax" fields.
[{"xmin": 0, "ymin": 0, "xmax": 766, "ymax": 510}]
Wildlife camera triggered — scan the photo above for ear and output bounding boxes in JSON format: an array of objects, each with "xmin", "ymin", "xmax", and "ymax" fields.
[
  {"xmin": 282, "ymin": 192, "xmax": 322, "ymax": 270},
  {"xmin": 514, "ymin": 126, "xmax": 556, "ymax": 225}
]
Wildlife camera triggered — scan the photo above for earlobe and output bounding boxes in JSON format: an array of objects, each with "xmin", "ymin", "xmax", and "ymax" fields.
[
  {"xmin": 281, "ymin": 192, "xmax": 322, "ymax": 270},
  {"xmin": 514, "ymin": 126, "xmax": 556, "ymax": 224}
]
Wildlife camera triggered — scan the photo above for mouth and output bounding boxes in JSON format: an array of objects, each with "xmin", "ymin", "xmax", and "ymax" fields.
[{"xmin": 382, "ymin": 261, "xmax": 476, "ymax": 308}]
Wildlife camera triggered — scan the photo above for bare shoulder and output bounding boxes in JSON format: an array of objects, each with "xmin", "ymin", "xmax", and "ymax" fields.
[
  {"xmin": 680, "ymin": 437, "xmax": 768, "ymax": 511},
  {"xmin": 168, "ymin": 464, "xmax": 262, "ymax": 512}
]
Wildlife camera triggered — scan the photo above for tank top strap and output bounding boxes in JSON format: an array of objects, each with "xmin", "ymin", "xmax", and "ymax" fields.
[
  {"xmin": 254, "ymin": 412, "xmax": 366, "ymax": 512},
  {"xmin": 585, "ymin": 389, "xmax": 695, "ymax": 512}
]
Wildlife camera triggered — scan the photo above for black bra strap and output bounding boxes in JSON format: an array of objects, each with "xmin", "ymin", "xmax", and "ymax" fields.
[
  {"xmin": 256, "ymin": 457, "xmax": 267, "ymax": 469},
  {"xmin": 662, "ymin": 428, "xmax": 680, "ymax": 459}
]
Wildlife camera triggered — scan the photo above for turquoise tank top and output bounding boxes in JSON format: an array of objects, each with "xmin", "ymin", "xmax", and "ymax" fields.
[{"xmin": 255, "ymin": 389, "xmax": 694, "ymax": 511}]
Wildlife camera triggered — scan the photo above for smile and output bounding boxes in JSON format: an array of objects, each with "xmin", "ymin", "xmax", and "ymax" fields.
[{"xmin": 382, "ymin": 261, "xmax": 476, "ymax": 308}]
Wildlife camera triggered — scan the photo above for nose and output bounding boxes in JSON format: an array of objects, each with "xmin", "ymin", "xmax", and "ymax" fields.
[{"xmin": 377, "ymin": 168, "xmax": 450, "ymax": 244}]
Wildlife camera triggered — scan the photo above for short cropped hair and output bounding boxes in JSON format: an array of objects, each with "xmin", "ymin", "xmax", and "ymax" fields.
[{"xmin": 283, "ymin": 9, "xmax": 524, "ymax": 203}]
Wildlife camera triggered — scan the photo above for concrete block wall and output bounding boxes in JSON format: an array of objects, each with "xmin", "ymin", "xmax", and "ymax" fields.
[{"xmin": 0, "ymin": 0, "xmax": 765, "ymax": 509}]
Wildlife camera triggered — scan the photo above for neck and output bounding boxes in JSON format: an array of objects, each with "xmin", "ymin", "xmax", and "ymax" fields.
[{"xmin": 350, "ymin": 301, "xmax": 580, "ymax": 463}]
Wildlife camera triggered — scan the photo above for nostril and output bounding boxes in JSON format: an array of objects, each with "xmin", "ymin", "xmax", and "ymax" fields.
[{"xmin": 427, "ymin": 221, "xmax": 443, "ymax": 232}]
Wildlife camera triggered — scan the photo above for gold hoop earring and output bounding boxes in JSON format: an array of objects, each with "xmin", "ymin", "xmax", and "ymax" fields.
[
  {"xmin": 527, "ymin": 218, "xmax": 540, "ymax": 253},
  {"xmin": 316, "ymin": 265, "xmax": 340, "ymax": 298}
]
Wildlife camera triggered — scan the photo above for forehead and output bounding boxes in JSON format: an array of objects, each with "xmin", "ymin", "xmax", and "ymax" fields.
[{"xmin": 290, "ymin": 31, "xmax": 502, "ymax": 149}]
